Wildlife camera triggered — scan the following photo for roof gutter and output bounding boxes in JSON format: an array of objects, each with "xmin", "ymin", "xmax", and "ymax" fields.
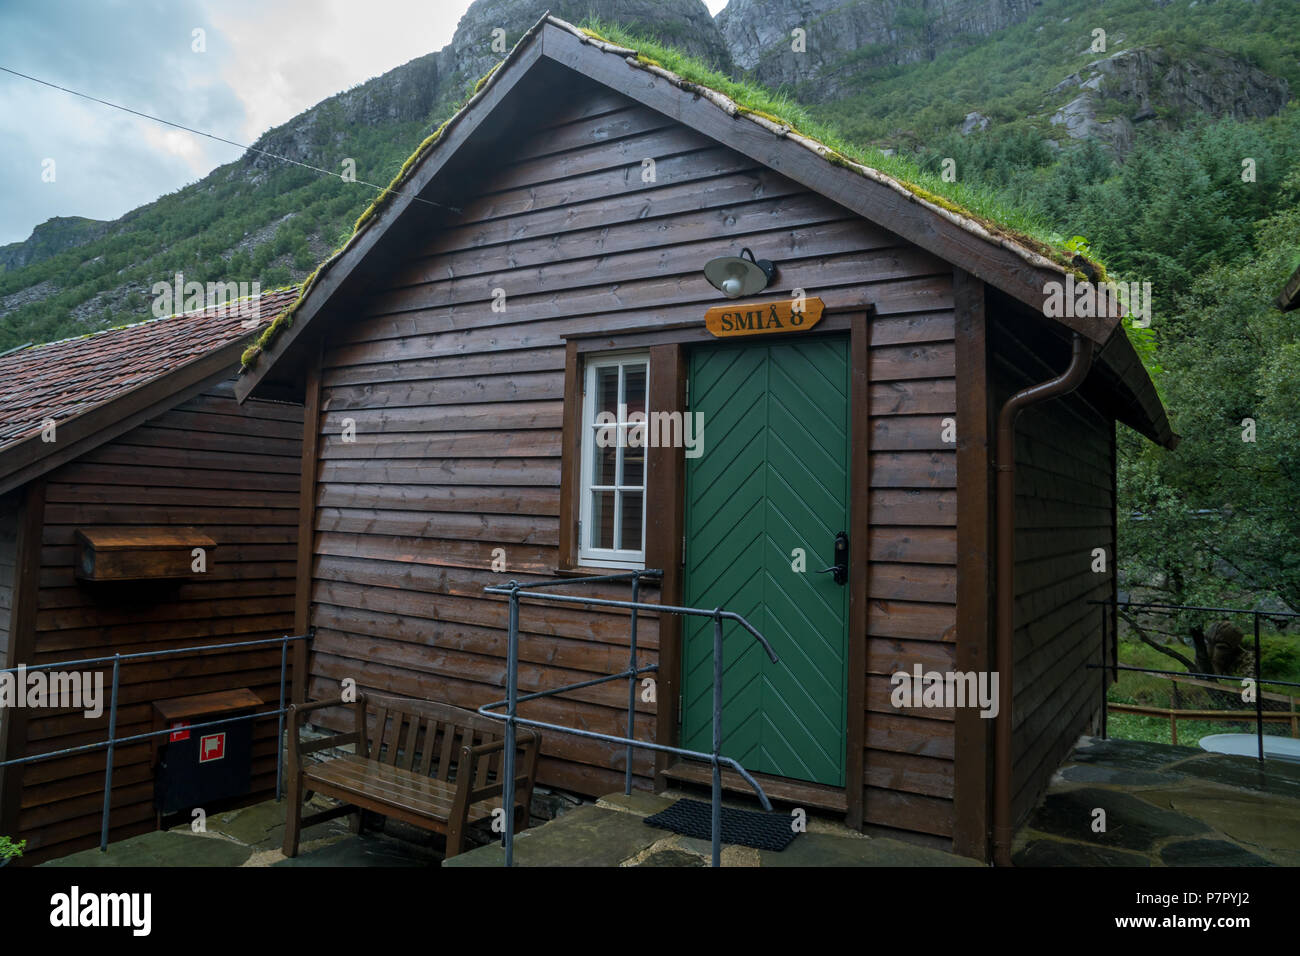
[{"xmin": 991, "ymin": 331, "xmax": 1094, "ymax": 866}]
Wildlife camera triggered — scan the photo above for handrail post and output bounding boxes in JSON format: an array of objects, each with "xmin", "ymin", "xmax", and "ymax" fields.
[
  {"xmin": 711, "ymin": 610, "xmax": 724, "ymax": 868},
  {"xmin": 276, "ymin": 635, "xmax": 289, "ymax": 801},
  {"xmin": 1254, "ymin": 611, "xmax": 1264, "ymax": 763},
  {"xmin": 625, "ymin": 572, "xmax": 641, "ymax": 796},
  {"xmin": 1099, "ymin": 604, "xmax": 1108, "ymax": 739},
  {"xmin": 99, "ymin": 655, "xmax": 121, "ymax": 852},
  {"xmin": 502, "ymin": 583, "xmax": 521, "ymax": 867}
]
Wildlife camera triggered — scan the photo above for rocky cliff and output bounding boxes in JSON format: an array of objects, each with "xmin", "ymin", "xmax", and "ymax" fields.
[
  {"xmin": 717, "ymin": 0, "xmax": 1039, "ymax": 97},
  {"xmin": 1048, "ymin": 45, "xmax": 1290, "ymax": 154},
  {"xmin": 0, "ymin": 216, "xmax": 109, "ymax": 272}
]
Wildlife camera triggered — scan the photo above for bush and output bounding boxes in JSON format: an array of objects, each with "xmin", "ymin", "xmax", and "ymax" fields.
[{"xmin": 0, "ymin": 835, "xmax": 25, "ymax": 862}]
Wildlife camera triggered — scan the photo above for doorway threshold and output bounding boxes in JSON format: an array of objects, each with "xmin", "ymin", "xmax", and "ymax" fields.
[{"xmin": 660, "ymin": 761, "xmax": 849, "ymax": 813}]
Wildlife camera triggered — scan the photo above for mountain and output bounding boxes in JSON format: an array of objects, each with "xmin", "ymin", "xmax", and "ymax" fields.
[
  {"xmin": 718, "ymin": 0, "xmax": 1040, "ymax": 96},
  {"xmin": 0, "ymin": 217, "xmax": 109, "ymax": 272},
  {"xmin": 1, "ymin": 0, "xmax": 1296, "ymax": 351}
]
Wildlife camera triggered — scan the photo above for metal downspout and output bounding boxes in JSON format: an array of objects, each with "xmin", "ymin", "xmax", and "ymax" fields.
[{"xmin": 992, "ymin": 332, "xmax": 1094, "ymax": 865}]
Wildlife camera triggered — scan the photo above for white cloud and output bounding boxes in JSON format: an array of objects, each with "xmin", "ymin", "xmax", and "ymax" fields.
[
  {"xmin": 204, "ymin": 0, "xmax": 465, "ymax": 144},
  {"xmin": 0, "ymin": 0, "xmax": 474, "ymax": 244},
  {"xmin": 140, "ymin": 124, "xmax": 211, "ymax": 176}
]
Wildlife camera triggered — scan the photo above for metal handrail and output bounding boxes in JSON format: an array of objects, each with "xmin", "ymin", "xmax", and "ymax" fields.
[
  {"xmin": 1090, "ymin": 597, "xmax": 1297, "ymax": 762},
  {"xmin": 480, "ymin": 570, "xmax": 781, "ymax": 867},
  {"xmin": 0, "ymin": 632, "xmax": 312, "ymax": 851}
]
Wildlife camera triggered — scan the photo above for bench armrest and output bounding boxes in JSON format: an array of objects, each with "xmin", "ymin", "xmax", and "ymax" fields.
[
  {"xmin": 290, "ymin": 695, "xmax": 349, "ymax": 723},
  {"xmin": 287, "ymin": 695, "xmax": 368, "ymax": 771},
  {"xmin": 456, "ymin": 729, "xmax": 542, "ymax": 811}
]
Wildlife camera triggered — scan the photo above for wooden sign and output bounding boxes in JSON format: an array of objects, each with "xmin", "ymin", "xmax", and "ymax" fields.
[{"xmin": 705, "ymin": 297, "xmax": 825, "ymax": 337}]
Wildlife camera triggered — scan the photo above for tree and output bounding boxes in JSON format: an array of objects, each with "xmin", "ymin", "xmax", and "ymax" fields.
[{"xmin": 1120, "ymin": 173, "xmax": 1300, "ymax": 626}]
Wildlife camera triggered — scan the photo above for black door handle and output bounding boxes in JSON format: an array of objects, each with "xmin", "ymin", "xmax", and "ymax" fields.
[{"xmin": 815, "ymin": 531, "xmax": 849, "ymax": 586}]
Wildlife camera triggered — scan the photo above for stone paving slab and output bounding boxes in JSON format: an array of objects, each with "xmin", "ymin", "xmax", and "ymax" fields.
[
  {"xmin": 760, "ymin": 833, "xmax": 978, "ymax": 867},
  {"xmin": 1133, "ymin": 786, "xmax": 1300, "ymax": 856},
  {"xmin": 1169, "ymin": 754, "xmax": 1300, "ymax": 799},
  {"xmin": 1015, "ymin": 736, "xmax": 1300, "ymax": 866},
  {"xmin": 43, "ymin": 831, "xmax": 255, "ymax": 868},
  {"xmin": 1069, "ymin": 738, "xmax": 1201, "ymax": 771},
  {"xmin": 272, "ymin": 831, "xmax": 437, "ymax": 867},
  {"xmin": 445, "ymin": 804, "xmax": 657, "ymax": 867},
  {"xmin": 1056, "ymin": 764, "xmax": 1179, "ymax": 788},
  {"xmin": 1027, "ymin": 787, "xmax": 1210, "ymax": 852},
  {"xmin": 1013, "ymin": 839, "xmax": 1151, "ymax": 867},
  {"xmin": 1159, "ymin": 839, "xmax": 1272, "ymax": 867}
]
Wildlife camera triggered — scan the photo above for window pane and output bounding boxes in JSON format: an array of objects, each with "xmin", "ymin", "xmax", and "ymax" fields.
[
  {"xmin": 590, "ymin": 490, "xmax": 615, "ymax": 549},
  {"xmin": 592, "ymin": 429, "xmax": 617, "ymax": 485},
  {"xmin": 622, "ymin": 445, "xmax": 644, "ymax": 487},
  {"xmin": 624, "ymin": 364, "xmax": 647, "ymax": 417},
  {"xmin": 596, "ymin": 365, "xmax": 619, "ymax": 417},
  {"xmin": 619, "ymin": 491, "xmax": 643, "ymax": 552}
]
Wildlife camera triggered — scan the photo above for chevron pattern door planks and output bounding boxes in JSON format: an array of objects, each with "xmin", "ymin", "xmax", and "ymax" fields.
[{"xmin": 681, "ymin": 336, "xmax": 850, "ymax": 787}]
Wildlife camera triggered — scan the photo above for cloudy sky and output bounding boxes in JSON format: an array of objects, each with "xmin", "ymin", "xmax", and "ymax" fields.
[{"xmin": 0, "ymin": 0, "xmax": 729, "ymax": 246}]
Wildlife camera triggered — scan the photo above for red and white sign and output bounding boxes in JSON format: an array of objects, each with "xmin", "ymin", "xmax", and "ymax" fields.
[
  {"xmin": 199, "ymin": 733, "xmax": 226, "ymax": 763},
  {"xmin": 170, "ymin": 721, "xmax": 190, "ymax": 742}
]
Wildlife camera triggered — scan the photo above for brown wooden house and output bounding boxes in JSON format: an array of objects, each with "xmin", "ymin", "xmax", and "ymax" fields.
[
  {"xmin": 0, "ymin": 289, "xmax": 303, "ymax": 862},
  {"xmin": 237, "ymin": 15, "xmax": 1175, "ymax": 862}
]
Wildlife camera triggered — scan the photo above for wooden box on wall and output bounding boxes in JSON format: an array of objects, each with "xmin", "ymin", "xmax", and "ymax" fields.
[{"xmin": 74, "ymin": 527, "xmax": 217, "ymax": 581}]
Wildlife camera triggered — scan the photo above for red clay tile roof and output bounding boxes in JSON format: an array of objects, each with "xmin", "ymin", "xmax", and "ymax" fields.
[{"xmin": 0, "ymin": 286, "xmax": 299, "ymax": 451}]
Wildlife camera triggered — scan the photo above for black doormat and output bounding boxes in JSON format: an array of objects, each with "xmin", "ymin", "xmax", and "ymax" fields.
[{"xmin": 643, "ymin": 798, "xmax": 798, "ymax": 852}]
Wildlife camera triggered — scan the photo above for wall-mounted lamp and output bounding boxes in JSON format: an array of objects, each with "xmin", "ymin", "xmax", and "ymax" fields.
[{"xmin": 703, "ymin": 247, "xmax": 777, "ymax": 299}]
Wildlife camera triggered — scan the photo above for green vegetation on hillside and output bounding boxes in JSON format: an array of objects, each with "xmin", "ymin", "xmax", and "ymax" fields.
[
  {"xmin": 0, "ymin": 116, "xmax": 435, "ymax": 350},
  {"xmin": 810, "ymin": 0, "xmax": 1300, "ymax": 146}
]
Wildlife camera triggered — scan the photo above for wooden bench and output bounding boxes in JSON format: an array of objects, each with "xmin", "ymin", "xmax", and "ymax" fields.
[{"xmin": 283, "ymin": 693, "xmax": 540, "ymax": 859}]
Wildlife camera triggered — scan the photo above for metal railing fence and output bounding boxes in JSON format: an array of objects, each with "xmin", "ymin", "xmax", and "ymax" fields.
[
  {"xmin": 0, "ymin": 632, "xmax": 311, "ymax": 851},
  {"xmin": 480, "ymin": 569, "xmax": 781, "ymax": 867},
  {"xmin": 1090, "ymin": 599, "xmax": 1300, "ymax": 762}
]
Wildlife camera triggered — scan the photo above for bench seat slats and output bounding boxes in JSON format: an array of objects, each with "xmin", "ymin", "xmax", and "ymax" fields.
[{"xmin": 304, "ymin": 755, "xmax": 498, "ymax": 823}]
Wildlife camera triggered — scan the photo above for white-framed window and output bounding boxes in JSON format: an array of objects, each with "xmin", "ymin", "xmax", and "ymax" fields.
[{"xmin": 578, "ymin": 352, "xmax": 649, "ymax": 569}]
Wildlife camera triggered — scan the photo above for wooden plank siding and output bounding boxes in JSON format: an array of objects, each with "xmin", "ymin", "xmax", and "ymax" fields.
[
  {"xmin": 10, "ymin": 380, "xmax": 302, "ymax": 862},
  {"xmin": 0, "ymin": 490, "xmax": 19, "ymax": 808},
  {"xmin": 302, "ymin": 81, "xmax": 960, "ymax": 838},
  {"xmin": 989, "ymin": 313, "xmax": 1115, "ymax": 828},
  {"xmin": 863, "ymin": 289, "xmax": 959, "ymax": 840},
  {"xmin": 0, "ymin": 492, "xmax": 16, "ymax": 674}
]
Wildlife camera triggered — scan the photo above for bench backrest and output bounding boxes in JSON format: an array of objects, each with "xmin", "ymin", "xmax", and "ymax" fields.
[{"xmin": 359, "ymin": 693, "xmax": 533, "ymax": 787}]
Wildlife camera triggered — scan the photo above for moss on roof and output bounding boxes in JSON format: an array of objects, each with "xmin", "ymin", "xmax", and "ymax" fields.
[
  {"xmin": 241, "ymin": 14, "xmax": 1113, "ymax": 374},
  {"xmin": 579, "ymin": 18, "xmax": 1102, "ymax": 277}
]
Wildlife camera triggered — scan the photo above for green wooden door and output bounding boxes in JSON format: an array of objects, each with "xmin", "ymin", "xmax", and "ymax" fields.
[{"xmin": 681, "ymin": 336, "xmax": 851, "ymax": 787}]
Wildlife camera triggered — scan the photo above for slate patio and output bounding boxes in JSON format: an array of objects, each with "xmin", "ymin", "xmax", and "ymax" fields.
[{"xmin": 39, "ymin": 736, "xmax": 1300, "ymax": 867}]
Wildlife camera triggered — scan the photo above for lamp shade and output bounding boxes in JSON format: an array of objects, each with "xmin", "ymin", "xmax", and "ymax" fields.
[{"xmin": 703, "ymin": 248, "xmax": 777, "ymax": 298}]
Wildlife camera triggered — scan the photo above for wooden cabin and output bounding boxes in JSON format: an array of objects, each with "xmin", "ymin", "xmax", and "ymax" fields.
[
  {"xmin": 236, "ymin": 16, "xmax": 1175, "ymax": 861},
  {"xmin": 0, "ymin": 289, "xmax": 303, "ymax": 862}
]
